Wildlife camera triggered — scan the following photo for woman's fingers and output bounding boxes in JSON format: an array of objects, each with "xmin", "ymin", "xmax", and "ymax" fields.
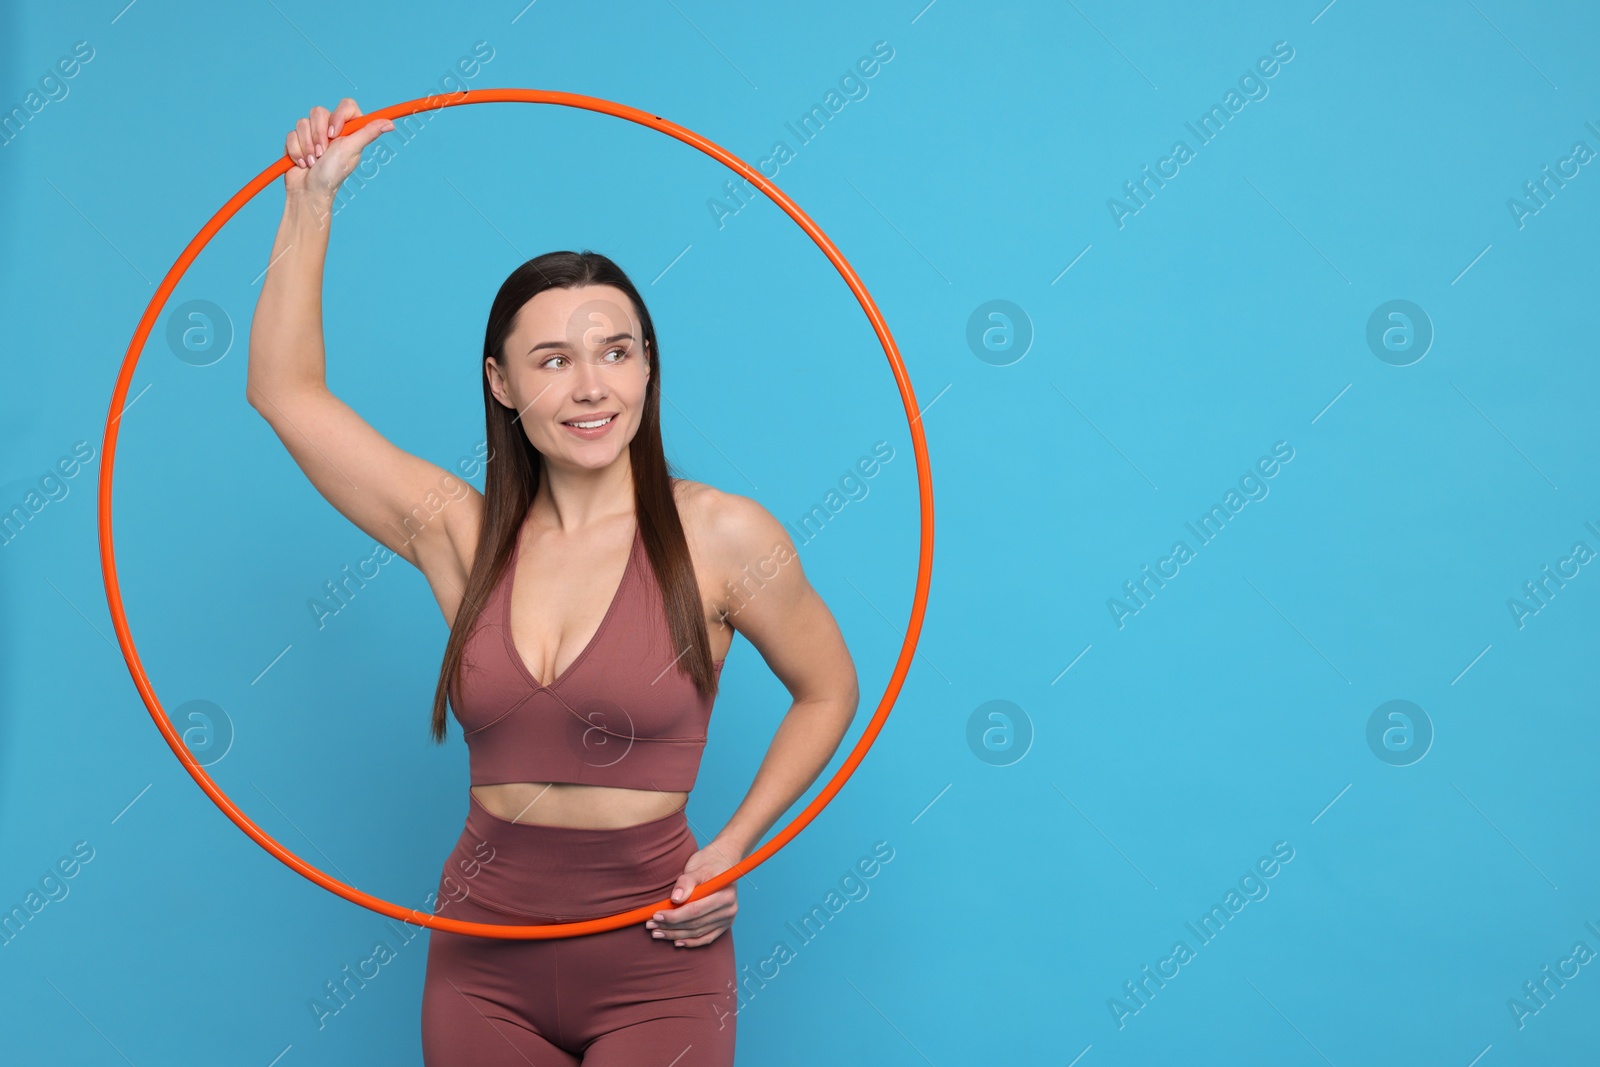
[
  {"xmin": 648, "ymin": 852, "xmax": 738, "ymax": 946},
  {"xmin": 673, "ymin": 928, "xmax": 728, "ymax": 948},
  {"xmin": 329, "ymin": 97, "xmax": 361, "ymax": 138},
  {"xmin": 649, "ymin": 912, "xmax": 731, "ymax": 937},
  {"xmin": 308, "ymin": 105, "xmax": 332, "ymax": 156},
  {"xmin": 284, "ymin": 102, "xmax": 351, "ymax": 169},
  {"xmin": 650, "ymin": 889, "xmax": 735, "ymax": 927},
  {"xmin": 685, "ymin": 930, "xmax": 727, "ymax": 947},
  {"xmin": 648, "ymin": 900, "xmax": 736, "ymax": 940},
  {"xmin": 297, "ymin": 115, "xmax": 320, "ymax": 166},
  {"xmin": 651, "ymin": 910, "xmax": 729, "ymax": 936},
  {"xmin": 655, "ymin": 917, "xmax": 725, "ymax": 942},
  {"xmin": 282, "ymin": 99, "xmax": 394, "ymax": 184}
]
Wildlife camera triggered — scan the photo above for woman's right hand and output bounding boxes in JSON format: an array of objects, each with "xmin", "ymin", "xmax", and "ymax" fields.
[{"xmin": 282, "ymin": 98, "xmax": 395, "ymax": 201}]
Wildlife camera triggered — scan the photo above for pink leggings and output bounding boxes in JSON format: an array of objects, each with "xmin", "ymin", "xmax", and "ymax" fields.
[{"xmin": 421, "ymin": 792, "xmax": 737, "ymax": 1065}]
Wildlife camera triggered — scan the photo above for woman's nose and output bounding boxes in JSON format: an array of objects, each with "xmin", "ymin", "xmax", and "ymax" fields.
[{"xmin": 571, "ymin": 353, "xmax": 607, "ymax": 396}]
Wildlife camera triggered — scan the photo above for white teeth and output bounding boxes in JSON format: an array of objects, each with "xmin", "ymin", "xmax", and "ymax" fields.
[{"xmin": 567, "ymin": 415, "xmax": 613, "ymax": 429}]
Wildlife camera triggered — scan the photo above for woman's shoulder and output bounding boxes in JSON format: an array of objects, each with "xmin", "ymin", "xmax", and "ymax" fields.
[
  {"xmin": 671, "ymin": 476, "xmax": 721, "ymax": 538},
  {"xmin": 671, "ymin": 476, "xmax": 738, "ymax": 528},
  {"xmin": 671, "ymin": 478, "xmax": 791, "ymax": 563}
]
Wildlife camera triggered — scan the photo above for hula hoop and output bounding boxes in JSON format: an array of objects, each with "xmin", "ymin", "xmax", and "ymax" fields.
[{"xmin": 97, "ymin": 88, "xmax": 934, "ymax": 939}]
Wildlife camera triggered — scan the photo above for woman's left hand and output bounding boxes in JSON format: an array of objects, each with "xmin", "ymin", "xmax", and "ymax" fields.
[{"xmin": 647, "ymin": 839, "xmax": 741, "ymax": 947}]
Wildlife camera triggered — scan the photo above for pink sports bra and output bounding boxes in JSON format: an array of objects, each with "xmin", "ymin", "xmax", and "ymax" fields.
[{"xmin": 449, "ymin": 521, "xmax": 724, "ymax": 792}]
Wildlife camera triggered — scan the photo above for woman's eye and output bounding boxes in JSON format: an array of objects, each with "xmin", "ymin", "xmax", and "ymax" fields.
[{"xmin": 543, "ymin": 347, "xmax": 627, "ymax": 369}]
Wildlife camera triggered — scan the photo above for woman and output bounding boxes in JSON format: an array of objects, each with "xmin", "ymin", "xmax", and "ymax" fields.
[{"xmin": 250, "ymin": 98, "xmax": 860, "ymax": 1065}]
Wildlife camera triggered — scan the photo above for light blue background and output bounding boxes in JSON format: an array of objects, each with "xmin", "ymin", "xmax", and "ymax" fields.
[{"xmin": 3, "ymin": 1, "xmax": 1598, "ymax": 1063}]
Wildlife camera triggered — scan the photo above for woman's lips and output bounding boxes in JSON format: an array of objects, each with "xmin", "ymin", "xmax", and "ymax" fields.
[{"xmin": 562, "ymin": 413, "xmax": 617, "ymax": 440}]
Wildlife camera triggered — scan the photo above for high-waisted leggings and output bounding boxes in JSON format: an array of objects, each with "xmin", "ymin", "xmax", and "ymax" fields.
[{"xmin": 421, "ymin": 792, "xmax": 737, "ymax": 1065}]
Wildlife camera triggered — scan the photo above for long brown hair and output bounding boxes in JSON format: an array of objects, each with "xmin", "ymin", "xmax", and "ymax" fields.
[{"xmin": 429, "ymin": 250, "xmax": 718, "ymax": 743}]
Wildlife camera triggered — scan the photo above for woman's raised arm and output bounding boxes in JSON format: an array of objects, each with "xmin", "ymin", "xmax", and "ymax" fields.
[{"xmin": 246, "ymin": 99, "xmax": 480, "ymax": 597}]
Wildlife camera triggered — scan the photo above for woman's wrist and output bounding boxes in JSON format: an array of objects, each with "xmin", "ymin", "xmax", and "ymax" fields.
[
  {"xmin": 285, "ymin": 186, "xmax": 336, "ymax": 228},
  {"xmin": 709, "ymin": 829, "xmax": 756, "ymax": 864}
]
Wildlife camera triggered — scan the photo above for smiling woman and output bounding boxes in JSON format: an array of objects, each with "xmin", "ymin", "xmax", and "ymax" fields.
[{"xmin": 244, "ymin": 96, "xmax": 859, "ymax": 1066}]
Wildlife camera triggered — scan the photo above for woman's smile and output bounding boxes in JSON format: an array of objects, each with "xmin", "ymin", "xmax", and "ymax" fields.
[{"xmin": 562, "ymin": 411, "xmax": 619, "ymax": 439}]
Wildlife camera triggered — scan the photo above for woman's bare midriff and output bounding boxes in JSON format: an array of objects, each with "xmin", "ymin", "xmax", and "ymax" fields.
[{"xmin": 471, "ymin": 782, "xmax": 689, "ymax": 829}]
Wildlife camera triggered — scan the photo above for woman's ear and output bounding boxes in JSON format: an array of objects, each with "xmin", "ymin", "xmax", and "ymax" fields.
[{"xmin": 484, "ymin": 356, "xmax": 507, "ymax": 407}]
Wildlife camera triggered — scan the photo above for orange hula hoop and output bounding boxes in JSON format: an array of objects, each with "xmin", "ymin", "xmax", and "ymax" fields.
[{"xmin": 97, "ymin": 87, "xmax": 934, "ymax": 939}]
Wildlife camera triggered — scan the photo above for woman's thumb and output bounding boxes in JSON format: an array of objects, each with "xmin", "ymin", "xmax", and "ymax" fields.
[
  {"xmin": 670, "ymin": 874, "xmax": 698, "ymax": 904},
  {"xmin": 342, "ymin": 116, "xmax": 394, "ymax": 151}
]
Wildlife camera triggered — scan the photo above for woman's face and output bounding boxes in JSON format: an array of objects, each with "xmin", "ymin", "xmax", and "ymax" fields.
[{"xmin": 489, "ymin": 284, "xmax": 651, "ymax": 474}]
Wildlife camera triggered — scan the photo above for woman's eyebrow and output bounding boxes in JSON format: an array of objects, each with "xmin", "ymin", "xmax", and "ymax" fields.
[{"xmin": 527, "ymin": 331, "xmax": 634, "ymax": 355}]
